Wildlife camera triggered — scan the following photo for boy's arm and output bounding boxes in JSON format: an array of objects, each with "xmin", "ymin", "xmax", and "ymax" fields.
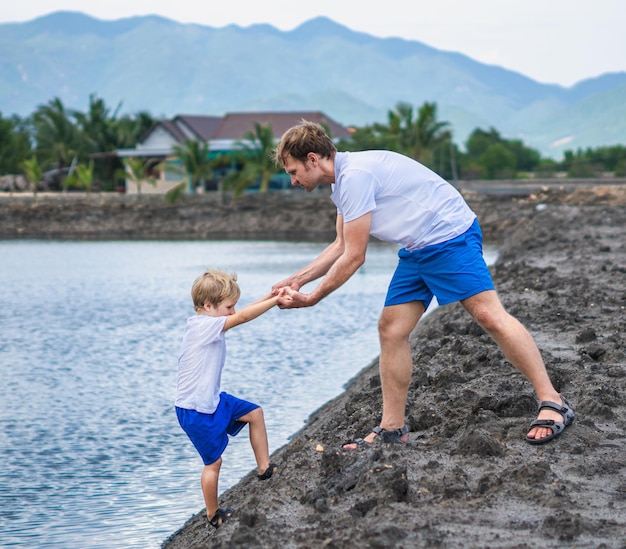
[{"xmin": 223, "ymin": 293, "xmax": 279, "ymax": 331}]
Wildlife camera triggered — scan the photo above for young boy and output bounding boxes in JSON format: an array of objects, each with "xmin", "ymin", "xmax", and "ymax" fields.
[{"xmin": 175, "ymin": 269, "xmax": 285, "ymax": 529}]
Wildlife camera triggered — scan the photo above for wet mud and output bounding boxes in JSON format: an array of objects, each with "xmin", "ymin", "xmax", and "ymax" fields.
[{"xmin": 160, "ymin": 186, "xmax": 626, "ymax": 548}]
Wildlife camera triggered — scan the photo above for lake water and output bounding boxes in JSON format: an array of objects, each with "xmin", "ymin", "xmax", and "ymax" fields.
[{"xmin": 0, "ymin": 240, "xmax": 496, "ymax": 548}]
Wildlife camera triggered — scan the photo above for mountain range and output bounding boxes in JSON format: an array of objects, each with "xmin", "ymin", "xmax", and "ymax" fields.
[{"xmin": 1, "ymin": 11, "xmax": 625, "ymax": 158}]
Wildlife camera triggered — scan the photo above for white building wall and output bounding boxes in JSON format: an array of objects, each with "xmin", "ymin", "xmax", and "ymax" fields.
[{"xmin": 140, "ymin": 127, "xmax": 178, "ymax": 150}]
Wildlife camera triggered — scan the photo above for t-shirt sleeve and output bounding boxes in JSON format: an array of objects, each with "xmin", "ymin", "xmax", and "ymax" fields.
[
  {"xmin": 196, "ymin": 315, "xmax": 228, "ymax": 342},
  {"xmin": 335, "ymin": 170, "xmax": 377, "ymax": 223}
]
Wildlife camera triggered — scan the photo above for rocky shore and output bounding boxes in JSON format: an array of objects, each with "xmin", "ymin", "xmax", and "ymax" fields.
[
  {"xmin": 3, "ymin": 185, "xmax": 626, "ymax": 548},
  {"xmin": 0, "ymin": 191, "xmax": 339, "ymax": 242}
]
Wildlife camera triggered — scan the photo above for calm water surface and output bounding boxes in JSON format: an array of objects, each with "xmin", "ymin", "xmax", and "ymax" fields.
[
  {"xmin": 0, "ymin": 240, "xmax": 402, "ymax": 548},
  {"xmin": 0, "ymin": 239, "xmax": 496, "ymax": 548}
]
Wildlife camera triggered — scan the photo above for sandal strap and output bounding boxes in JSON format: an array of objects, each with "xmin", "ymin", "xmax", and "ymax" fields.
[
  {"xmin": 372, "ymin": 425, "xmax": 409, "ymax": 436},
  {"xmin": 344, "ymin": 425, "xmax": 409, "ymax": 449},
  {"xmin": 209, "ymin": 507, "xmax": 234, "ymax": 528},
  {"xmin": 379, "ymin": 425, "xmax": 409, "ymax": 443},
  {"xmin": 537, "ymin": 401, "xmax": 569, "ymax": 414},
  {"xmin": 257, "ymin": 462, "xmax": 278, "ymax": 481},
  {"xmin": 528, "ymin": 419, "xmax": 565, "ymax": 439},
  {"xmin": 528, "ymin": 418, "xmax": 563, "ymax": 429},
  {"xmin": 537, "ymin": 396, "xmax": 575, "ymax": 425}
]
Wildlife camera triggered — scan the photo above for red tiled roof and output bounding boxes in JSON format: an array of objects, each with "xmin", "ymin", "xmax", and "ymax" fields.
[
  {"xmin": 212, "ymin": 111, "xmax": 352, "ymax": 140},
  {"xmin": 159, "ymin": 120, "xmax": 187, "ymax": 142},
  {"xmin": 141, "ymin": 111, "xmax": 351, "ymax": 145},
  {"xmin": 174, "ymin": 115, "xmax": 223, "ymax": 140}
]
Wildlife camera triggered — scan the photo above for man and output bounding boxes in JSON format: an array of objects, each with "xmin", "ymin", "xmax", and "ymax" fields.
[{"xmin": 271, "ymin": 120, "xmax": 574, "ymax": 446}]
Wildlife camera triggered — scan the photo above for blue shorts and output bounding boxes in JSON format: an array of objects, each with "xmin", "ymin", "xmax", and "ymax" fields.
[
  {"xmin": 385, "ymin": 218, "xmax": 494, "ymax": 309},
  {"xmin": 176, "ymin": 392, "xmax": 259, "ymax": 465}
]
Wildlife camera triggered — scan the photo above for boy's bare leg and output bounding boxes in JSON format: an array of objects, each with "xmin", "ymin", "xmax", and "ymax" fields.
[
  {"xmin": 201, "ymin": 458, "xmax": 222, "ymax": 520},
  {"xmin": 461, "ymin": 290, "xmax": 564, "ymax": 441},
  {"xmin": 238, "ymin": 408, "xmax": 271, "ymax": 474}
]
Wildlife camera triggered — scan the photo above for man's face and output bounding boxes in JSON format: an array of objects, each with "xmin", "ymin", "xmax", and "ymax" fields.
[{"xmin": 283, "ymin": 154, "xmax": 321, "ymax": 192}]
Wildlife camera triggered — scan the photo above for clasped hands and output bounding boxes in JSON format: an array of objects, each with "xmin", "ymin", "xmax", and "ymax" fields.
[{"xmin": 271, "ymin": 281, "xmax": 313, "ymax": 309}]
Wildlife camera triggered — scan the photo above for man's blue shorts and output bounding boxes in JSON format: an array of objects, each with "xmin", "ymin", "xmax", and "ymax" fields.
[
  {"xmin": 176, "ymin": 392, "xmax": 259, "ymax": 466},
  {"xmin": 385, "ymin": 218, "xmax": 495, "ymax": 309}
]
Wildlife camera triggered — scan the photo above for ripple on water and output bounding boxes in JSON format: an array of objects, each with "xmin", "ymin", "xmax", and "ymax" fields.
[{"xmin": 0, "ymin": 240, "xmax": 496, "ymax": 548}]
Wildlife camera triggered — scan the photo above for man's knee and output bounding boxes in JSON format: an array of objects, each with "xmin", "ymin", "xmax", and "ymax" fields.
[
  {"xmin": 378, "ymin": 312, "xmax": 415, "ymax": 342},
  {"xmin": 462, "ymin": 291, "xmax": 509, "ymax": 332},
  {"xmin": 468, "ymin": 302, "xmax": 515, "ymax": 335}
]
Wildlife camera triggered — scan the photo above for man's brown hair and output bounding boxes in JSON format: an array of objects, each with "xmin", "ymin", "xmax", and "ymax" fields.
[{"xmin": 272, "ymin": 120, "xmax": 337, "ymax": 167}]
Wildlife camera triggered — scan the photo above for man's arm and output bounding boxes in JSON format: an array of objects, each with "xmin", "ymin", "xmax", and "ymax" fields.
[
  {"xmin": 278, "ymin": 212, "xmax": 372, "ymax": 308},
  {"xmin": 272, "ymin": 215, "xmax": 346, "ymax": 292},
  {"xmin": 223, "ymin": 293, "xmax": 279, "ymax": 331}
]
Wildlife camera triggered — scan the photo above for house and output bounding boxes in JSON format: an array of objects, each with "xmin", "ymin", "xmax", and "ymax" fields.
[{"xmin": 116, "ymin": 111, "xmax": 351, "ymax": 194}]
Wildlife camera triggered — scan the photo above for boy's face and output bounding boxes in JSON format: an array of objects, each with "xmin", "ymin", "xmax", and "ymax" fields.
[{"xmin": 203, "ymin": 297, "xmax": 238, "ymax": 317}]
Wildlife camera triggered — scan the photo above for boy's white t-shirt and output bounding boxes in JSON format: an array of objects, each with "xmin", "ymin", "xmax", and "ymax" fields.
[
  {"xmin": 175, "ymin": 314, "xmax": 227, "ymax": 414},
  {"xmin": 331, "ymin": 151, "xmax": 476, "ymax": 250}
]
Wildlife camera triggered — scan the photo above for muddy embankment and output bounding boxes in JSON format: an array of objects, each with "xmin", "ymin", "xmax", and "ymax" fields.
[{"xmin": 3, "ymin": 186, "xmax": 626, "ymax": 548}]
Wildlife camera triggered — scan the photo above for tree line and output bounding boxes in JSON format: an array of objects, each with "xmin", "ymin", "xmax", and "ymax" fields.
[{"xmin": 1, "ymin": 95, "xmax": 625, "ymax": 195}]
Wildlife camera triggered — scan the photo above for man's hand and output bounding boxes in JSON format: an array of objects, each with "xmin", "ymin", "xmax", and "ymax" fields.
[
  {"xmin": 271, "ymin": 277, "xmax": 301, "ymax": 295},
  {"xmin": 276, "ymin": 287, "xmax": 314, "ymax": 309}
]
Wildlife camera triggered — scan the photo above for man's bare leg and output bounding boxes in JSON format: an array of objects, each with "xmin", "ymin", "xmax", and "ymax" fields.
[
  {"xmin": 344, "ymin": 301, "xmax": 424, "ymax": 448},
  {"xmin": 461, "ymin": 290, "xmax": 564, "ymax": 441}
]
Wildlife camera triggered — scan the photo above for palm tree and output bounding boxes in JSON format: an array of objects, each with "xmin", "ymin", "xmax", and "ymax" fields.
[
  {"xmin": 170, "ymin": 139, "xmax": 216, "ymax": 194},
  {"xmin": 114, "ymin": 111, "xmax": 154, "ymax": 149},
  {"xmin": 21, "ymin": 156, "xmax": 42, "ymax": 196},
  {"xmin": 387, "ymin": 101, "xmax": 451, "ymax": 166},
  {"xmin": 64, "ymin": 160, "xmax": 95, "ymax": 193},
  {"xmin": 71, "ymin": 95, "xmax": 155, "ymax": 191},
  {"xmin": 32, "ymin": 97, "xmax": 78, "ymax": 188},
  {"xmin": 73, "ymin": 94, "xmax": 121, "ymax": 184},
  {"xmin": 0, "ymin": 113, "xmax": 32, "ymax": 176},
  {"xmin": 73, "ymin": 94, "xmax": 119, "ymax": 153},
  {"xmin": 224, "ymin": 122, "xmax": 279, "ymax": 198},
  {"xmin": 122, "ymin": 157, "xmax": 157, "ymax": 194}
]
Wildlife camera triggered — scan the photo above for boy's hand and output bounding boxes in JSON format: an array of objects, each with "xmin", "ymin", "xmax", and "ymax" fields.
[{"xmin": 277, "ymin": 287, "xmax": 312, "ymax": 309}]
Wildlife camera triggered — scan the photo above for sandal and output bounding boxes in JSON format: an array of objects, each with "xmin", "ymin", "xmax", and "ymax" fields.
[
  {"xmin": 526, "ymin": 396, "xmax": 575, "ymax": 445},
  {"xmin": 257, "ymin": 462, "xmax": 278, "ymax": 481},
  {"xmin": 343, "ymin": 425, "xmax": 409, "ymax": 449},
  {"xmin": 209, "ymin": 507, "xmax": 234, "ymax": 529}
]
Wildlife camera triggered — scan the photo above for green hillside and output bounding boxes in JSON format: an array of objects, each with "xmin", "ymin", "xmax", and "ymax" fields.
[{"xmin": 1, "ymin": 11, "xmax": 625, "ymax": 157}]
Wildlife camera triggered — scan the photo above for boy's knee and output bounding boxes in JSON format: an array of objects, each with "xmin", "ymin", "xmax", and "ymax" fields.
[{"xmin": 246, "ymin": 407, "xmax": 264, "ymax": 423}]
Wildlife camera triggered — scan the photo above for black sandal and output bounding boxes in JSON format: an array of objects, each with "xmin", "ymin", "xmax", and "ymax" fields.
[
  {"xmin": 209, "ymin": 507, "xmax": 234, "ymax": 529},
  {"xmin": 257, "ymin": 462, "xmax": 278, "ymax": 480},
  {"xmin": 343, "ymin": 425, "xmax": 409, "ymax": 449}
]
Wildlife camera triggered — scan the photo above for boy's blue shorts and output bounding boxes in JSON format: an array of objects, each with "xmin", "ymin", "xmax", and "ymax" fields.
[
  {"xmin": 176, "ymin": 392, "xmax": 259, "ymax": 466},
  {"xmin": 385, "ymin": 218, "xmax": 494, "ymax": 309}
]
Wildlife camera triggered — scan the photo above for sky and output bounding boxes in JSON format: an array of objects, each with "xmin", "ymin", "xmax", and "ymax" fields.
[{"xmin": 2, "ymin": 1, "xmax": 625, "ymax": 87}]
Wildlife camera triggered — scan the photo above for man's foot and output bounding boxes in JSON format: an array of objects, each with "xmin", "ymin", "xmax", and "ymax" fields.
[
  {"xmin": 526, "ymin": 396, "xmax": 575, "ymax": 445},
  {"xmin": 343, "ymin": 425, "xmax": 409, "ymax": 450}
]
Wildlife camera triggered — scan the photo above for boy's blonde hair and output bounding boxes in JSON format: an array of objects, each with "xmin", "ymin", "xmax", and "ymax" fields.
[{"xmin": 191, "ymin": 269, "xmax": 240, "ymax": 312}]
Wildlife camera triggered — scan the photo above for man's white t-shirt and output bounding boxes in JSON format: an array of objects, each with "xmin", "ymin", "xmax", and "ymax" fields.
[
  {"xmin": 175, "ymin": 314, "xmax": 227, "ymax": 414},
  {"xmin": 331, "ymin": 151, "xmax": 476, "ymax": 250}
]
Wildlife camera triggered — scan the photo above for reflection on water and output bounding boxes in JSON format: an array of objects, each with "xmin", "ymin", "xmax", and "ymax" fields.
[{"xmin": 0, "ymin": 240, "xmax": 496, "ymax": 548}]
